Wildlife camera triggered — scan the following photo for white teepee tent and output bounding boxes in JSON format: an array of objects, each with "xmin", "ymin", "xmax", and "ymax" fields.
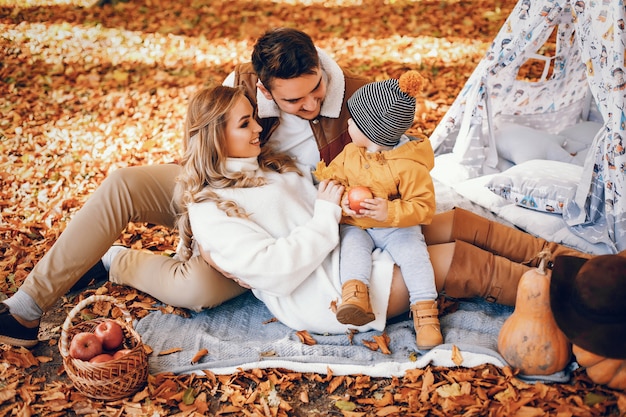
[{"xmin": 430, "ymin": 0, "xmax": 626, "ymax": 253}]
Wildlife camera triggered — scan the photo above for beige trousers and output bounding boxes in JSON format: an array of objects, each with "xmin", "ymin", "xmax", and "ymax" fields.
[{"xmin": 20, "ymin": 164, "xmax": 246, "ymax": 312}]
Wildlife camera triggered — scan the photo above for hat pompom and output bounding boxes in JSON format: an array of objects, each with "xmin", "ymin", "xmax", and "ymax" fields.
[{"xmin": 398, "ymin": 70, "xmax": 425, "ymax": 98}]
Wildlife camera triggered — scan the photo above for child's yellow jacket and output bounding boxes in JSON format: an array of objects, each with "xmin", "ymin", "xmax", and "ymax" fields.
[{"xmin": 313, "ymin": 136, "xmax": 435, "ymax": 229}]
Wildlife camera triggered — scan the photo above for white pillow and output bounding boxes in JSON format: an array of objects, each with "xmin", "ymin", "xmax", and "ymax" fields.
[
  {"xmin": 486, "ymin": 159, "xmax": 582, "ymax": 215},
  {"xmin": 431, "ymin": 153, "xmax": 474, "ymax": 186},
  {"xmin": 558, "ymin": 121, "xmax": 602, "ymax": 154},
  {"xmin": 453, "ymin": 174, "xmax": 509, "ymax": 213},
  {"xmin": 495, "ymin": 123, "xmax": 574, "ymax": 164}
]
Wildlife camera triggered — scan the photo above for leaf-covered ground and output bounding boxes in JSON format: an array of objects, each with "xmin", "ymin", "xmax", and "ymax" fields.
[{"xmin": 1, "ymin": 0, "xmax": 625, "ymax": 415}]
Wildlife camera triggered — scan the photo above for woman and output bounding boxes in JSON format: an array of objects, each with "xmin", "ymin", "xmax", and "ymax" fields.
[{"xmin": 174, "ymin": 85, "xmax": 402, "ymax": 334}]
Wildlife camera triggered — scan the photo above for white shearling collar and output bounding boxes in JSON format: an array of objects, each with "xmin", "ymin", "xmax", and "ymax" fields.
[{"xmin": 256, "ymin": 48, "xmax": 345, "ymax": 120}]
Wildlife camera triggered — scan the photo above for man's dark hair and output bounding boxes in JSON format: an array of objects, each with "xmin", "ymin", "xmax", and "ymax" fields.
[{"xmin": 251, "ymin": 28, "xmax": 320, "ymax": 91}]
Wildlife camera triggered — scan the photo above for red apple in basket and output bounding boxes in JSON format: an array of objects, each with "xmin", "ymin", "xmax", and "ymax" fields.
[
  {"xmin": 89, "ymin": 353, "xmax": 114, "ymax": 363},
  {"xmin": 113, "ymin": 348, "xmax": 133, "ymax": 360},
  {"xmin": 94, "ymin": 319, "xmax": 124, "ymax": 351},
  {"xmin": 348, "ymin": 186, "xmax": 373, "ymax": 212},
  {"xmin": 69, "ymin": 332, "xmax": 103, "ymax": 361}
]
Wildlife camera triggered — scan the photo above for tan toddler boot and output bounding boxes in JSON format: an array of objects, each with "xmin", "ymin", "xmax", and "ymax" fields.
[
  {"xmin": 336, "ymin": 279, "xmax": 375, "ymax": 326},
  {"xmin": 411, "ymin": 300, "xmax": 443, "ymax": 350}
]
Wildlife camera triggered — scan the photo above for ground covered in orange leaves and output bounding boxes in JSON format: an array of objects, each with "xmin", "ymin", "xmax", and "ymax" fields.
[{"xmin": 1, "ymin": 0, "xmax": 625, "ymax": 415}]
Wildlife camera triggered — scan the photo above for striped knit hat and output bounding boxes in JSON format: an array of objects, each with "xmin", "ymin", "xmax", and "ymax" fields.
[{"xmin": 347, "ymin": 70, "xmax": 425, "ymax": 147}]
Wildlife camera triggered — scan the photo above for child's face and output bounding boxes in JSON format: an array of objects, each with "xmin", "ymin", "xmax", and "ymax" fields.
[
  {"xmin": 224, "ymin": 96, "xmax": 263, "ymax": 158},
  {"xmin": 347, "ymin": 118, "xmax": 374, "ymax": 148}
]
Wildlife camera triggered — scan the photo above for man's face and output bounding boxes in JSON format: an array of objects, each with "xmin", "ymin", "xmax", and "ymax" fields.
[{"xmin": 260, "ymin": 67, "xmax": 327, "ymax": 120}]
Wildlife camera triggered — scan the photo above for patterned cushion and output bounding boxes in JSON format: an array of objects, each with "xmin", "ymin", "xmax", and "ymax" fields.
[{"xmin": 486, "ymin": 159, "xmax": 582, "ymax": 215}]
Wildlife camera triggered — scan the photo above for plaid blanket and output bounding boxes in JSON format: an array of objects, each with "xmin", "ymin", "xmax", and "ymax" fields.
[{"xmin": 135, "ymin": 291, "xmax": 571, "ymax": 382}]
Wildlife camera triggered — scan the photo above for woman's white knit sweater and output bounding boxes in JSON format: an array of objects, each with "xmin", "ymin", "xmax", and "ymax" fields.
[{"xmin": 188, "ymin": 157, "xmax": 394, "ymax": 334}]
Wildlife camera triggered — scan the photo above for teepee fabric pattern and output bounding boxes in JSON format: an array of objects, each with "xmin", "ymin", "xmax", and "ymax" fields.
[{"xmin": 430, "ymin": 0, "xmax": 626, "ymax": 252}]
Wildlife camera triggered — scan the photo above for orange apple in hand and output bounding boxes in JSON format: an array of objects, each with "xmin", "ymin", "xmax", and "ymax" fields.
[
  {"xmin": 348, "ymin": 186, "xmax": 373, "ymax": 212},
  {"xmin": 94, "ymin": 319, "xmax": 124, "ymax": 351},
  {"xmin": 69, "ymin": 332, "xmax": 103, "ymax": 361}
]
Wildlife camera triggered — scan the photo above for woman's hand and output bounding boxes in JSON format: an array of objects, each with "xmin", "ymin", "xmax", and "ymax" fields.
[{"xmin": 317, "ymin": 179, "xmax": 344, "ymax": 206}]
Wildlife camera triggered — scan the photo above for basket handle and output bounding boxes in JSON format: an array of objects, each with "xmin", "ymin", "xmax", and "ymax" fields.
[{"xmin": 59, "ymin": 294, "xmax": 133, "ymax": 357}]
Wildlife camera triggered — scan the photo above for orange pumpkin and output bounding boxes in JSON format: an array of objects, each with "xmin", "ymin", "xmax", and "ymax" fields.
[
  {"xmin": 573, "ymin": 345, "xmax": 626, "ymax": 390},
  {"xmin": 497, "ymin": 251, "xmax": 572, "ymax": 375}
]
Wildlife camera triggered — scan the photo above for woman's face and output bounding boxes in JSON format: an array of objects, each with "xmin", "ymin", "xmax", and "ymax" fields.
[{"xmin": 224, "ymin": 96, "xmax": 263, "ymax": 158}]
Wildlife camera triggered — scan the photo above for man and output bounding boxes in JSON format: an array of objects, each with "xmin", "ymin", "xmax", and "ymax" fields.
[{"xmin": 0, "ymin": 28, "xmax": 371, "ymax": 347}]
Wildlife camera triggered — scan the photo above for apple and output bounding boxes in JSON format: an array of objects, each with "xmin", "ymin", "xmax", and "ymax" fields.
[
  {"xmin": 69, "ymin": 332, "xmax": 103, "ymax": 361},
  {"xmin": 94, "ymin": 319, "xmax": 124, "ymax": 351},
  {"xmin": 113, "ymin": 348, "xmax": 133, "ymax": 360},
  {"xmin": 348, "ymin": 186, "xmax": 373, "ymax": 212},
  {"xmin": 89, "ymin": 353, "xmax": 114, "ymax": 363}
]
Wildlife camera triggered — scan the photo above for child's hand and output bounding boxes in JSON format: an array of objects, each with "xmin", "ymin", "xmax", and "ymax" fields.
[
  {"xmin": 346, "ymin": 197, "xmax": 388, "ymax": 221},
  {"xmin": 317, "ymin": 179, "xmax": 344, "ymax": 206}
]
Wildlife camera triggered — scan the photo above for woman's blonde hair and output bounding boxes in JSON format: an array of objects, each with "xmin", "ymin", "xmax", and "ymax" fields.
[{"xmin": 174, "ymin": 85, "xmax": 301, "ymax": 261}]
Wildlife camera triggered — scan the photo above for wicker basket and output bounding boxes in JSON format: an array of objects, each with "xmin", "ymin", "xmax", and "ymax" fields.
[{"xmin": 59, "ymin": 294, "xmax": 149, "ymax": 400}]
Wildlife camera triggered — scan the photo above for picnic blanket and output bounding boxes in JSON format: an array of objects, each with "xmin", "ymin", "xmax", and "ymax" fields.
[{"xmin": 134, "ymin": 291, "xmax": 572, "ymax": 383}]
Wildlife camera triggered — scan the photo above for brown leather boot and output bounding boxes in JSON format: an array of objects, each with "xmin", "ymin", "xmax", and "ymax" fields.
[
  {"xmin": 411, "ymin": 300, "xmax": 443, "ymax": 349},
  {"xmin": 336, "ymin": 279, "xmax": 375, "ymax": 326},
  {"xmin": 438, "ymin": 240, "xmax": 532, "ymax": 306},
  {"xmin": 449, "ymin": 208, "xmax": 591, "ymax": 267}
]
